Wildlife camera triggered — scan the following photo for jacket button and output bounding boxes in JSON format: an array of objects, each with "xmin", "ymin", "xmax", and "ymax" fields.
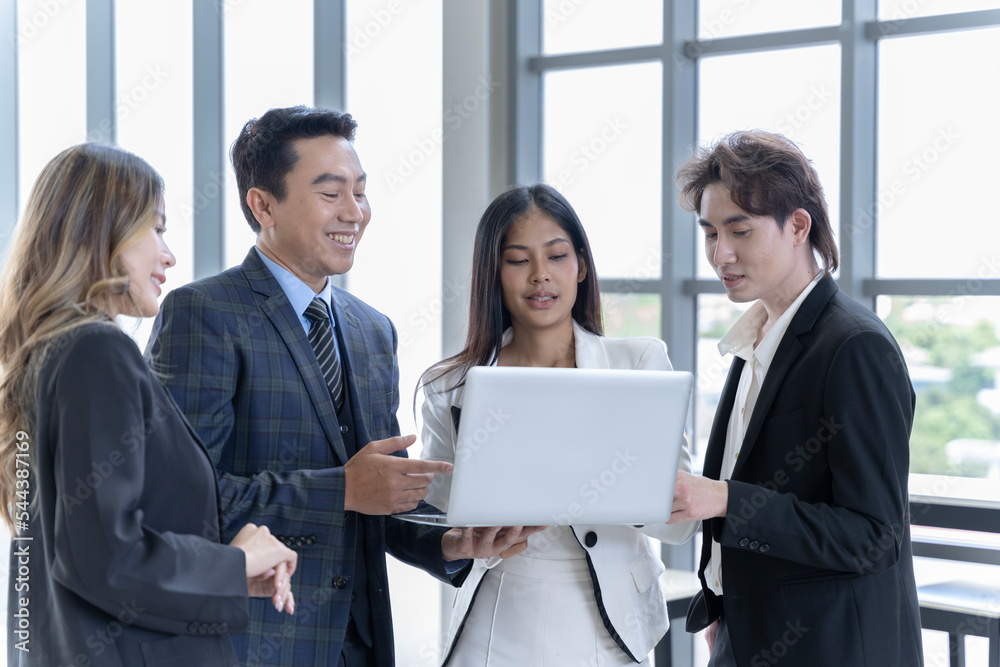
[
  {"xmin": 759, "ymin": 543, "xmax": 770, "ymax": 553},
  {"xmin": 739, "ymin": 538, "xmax": 750, "ymax": 547},
  {"xmin": 340, "ymin": 425, "xmax": 349, "ymax": 433},
  {"xmin": 584, "ymin": 531, "xmax": 597, "ymax": 548},
  {"xmin": 333, "ymin": 576, "xmax": 347, "ymax": 589},
  {"xmin": 306, "ymin": 535, "xmax": 316, "ymax": 545},
  {"xmin": 218, "ymin": 622, "xmax": 228, "ymax": 633},
  {"xmin": 749, "ymin": 540, "xmax": 760, "ymax": 550},
  {"xmin": 188, "ymin": 621, "xmax": 200, "ymax": 633},
  {"xmin": 295, "ymin": 536, "xmax": 306, "ymax": 547}
]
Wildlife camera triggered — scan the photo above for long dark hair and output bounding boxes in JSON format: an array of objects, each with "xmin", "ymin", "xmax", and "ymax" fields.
[{"xmin": 420, "ymin": 184, "xmax": 602, "ymax": 393}]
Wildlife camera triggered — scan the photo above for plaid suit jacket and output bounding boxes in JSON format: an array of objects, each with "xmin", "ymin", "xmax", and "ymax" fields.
[{"xmin": 146, "ymin": 248, "xmax": 461, "ymax": 666}]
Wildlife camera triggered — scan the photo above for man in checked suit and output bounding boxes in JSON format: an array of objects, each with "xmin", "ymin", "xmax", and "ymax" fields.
[
  {"xmin": 147, "ymin": 106, "xmax": 526, "ymax": 666},
  {"xmin": 667, "ymin": 131, "xmax": 923, "ymax": 666}
]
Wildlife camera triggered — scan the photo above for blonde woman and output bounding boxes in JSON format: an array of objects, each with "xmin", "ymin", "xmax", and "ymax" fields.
[{"xmin": 0, "ymin": 144, "xmax": 298, "ymax": 667}]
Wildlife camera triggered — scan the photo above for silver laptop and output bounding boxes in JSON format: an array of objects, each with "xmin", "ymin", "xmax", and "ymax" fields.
[{"xmin": 396, "ymin": 366, "xmax": 693, "ymax": 527}]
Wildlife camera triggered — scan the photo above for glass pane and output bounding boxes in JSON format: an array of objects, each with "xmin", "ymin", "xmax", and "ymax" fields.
[
  {"xmin": 879, "ymin": 0, "xmax": 1000, "ymax": 20},
  {"xmin": 223, "ymin": 0, "xmax": 314, "ymax": 269},
  {"xmin": 878, "ymin": 296, "xmax": 1000, "ymax": 479},
  {"xmin": 17, "ymin": 0, "xmax": 87, "ymax": 214},
  {"xmin": 116, "ymin": 0, "xmax": 194, "ymax": 350},
  {"xmin": 695, "ymin": 294, "xmax": 751, "ymax": 469},
  {"xmin": 543, "ymin": 62, "xmax": 662, "ymax": 281},
  {"xmin": 877, "ymin": 28, "xmax": 1000, "ymax": 278},
  {"xmin": 601, "ymin": 293, "xmax": 661, "ymax": 339},
  {"xmin": 544, "ymin": 0, "xmax": 662, "ymax": 55},
  {"xmin": 346, "ymin": 2, "xmax": 444, "ymax": 664},
  {"xmin": 697, "ymin": 45, "xmax": 841, "ymax": 279},
  {"xmin": 699, "ymin": 0, "xmax": 841, "ymax": 40}
]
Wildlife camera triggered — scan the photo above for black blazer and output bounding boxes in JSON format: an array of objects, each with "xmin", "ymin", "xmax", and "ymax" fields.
[
  {"xmin": 687, "ymin": 276, "xmax": 923, "ymax": 666},
  {"xmin": 7, "ymin": 323, "xmax": 249, "ymax": 667}
]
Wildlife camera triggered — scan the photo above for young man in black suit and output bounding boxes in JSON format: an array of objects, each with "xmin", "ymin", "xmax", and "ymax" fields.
[{"xmin": 668, "ymin": 131, "xmax": 923, "ymax": 666}]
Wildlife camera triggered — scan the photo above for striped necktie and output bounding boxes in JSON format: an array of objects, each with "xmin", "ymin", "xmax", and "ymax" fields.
[{"xmin": 304, "ymin": 297, "xmax": 344, "ymax": 411}]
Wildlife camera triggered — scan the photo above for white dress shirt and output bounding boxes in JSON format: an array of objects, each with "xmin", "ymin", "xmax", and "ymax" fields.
[{"xmin": 706, "ymin": 272, "xmax": 822, "ymax": 595}]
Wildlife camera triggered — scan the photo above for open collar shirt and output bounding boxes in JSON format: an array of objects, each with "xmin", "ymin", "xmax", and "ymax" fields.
[{"xmin": 706, "ymin": 272, "xmax": 823, "ymax": 596}]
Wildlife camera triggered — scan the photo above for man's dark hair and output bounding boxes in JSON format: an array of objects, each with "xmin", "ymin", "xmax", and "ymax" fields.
[
  {"xmin": 230, "ymin": 106, "xmax": 358, "ymax": 232},
  {"xmin": 676, "ymin": 130, "xmax": 839, "ymax": 273}
]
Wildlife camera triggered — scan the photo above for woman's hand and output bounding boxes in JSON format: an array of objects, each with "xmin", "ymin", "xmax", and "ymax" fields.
[
  {"xmin": 230, "ymin": 523, "xmax": 298, "ymax": 614},
  {"xmin": 441, "ymin": 525, "xmax": 548, "ymax": 561}
]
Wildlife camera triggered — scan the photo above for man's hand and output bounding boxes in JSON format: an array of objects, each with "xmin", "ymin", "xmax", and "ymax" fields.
[
  {"xmin": 344, "ymin": 435, "xmax": 453, "ymax": 515},
  {"xmin": 667, "ymin": 471, "xmax": 729, "ymax": 524},
  {"xmin": 441, "ymin": 525, "xmax": 548, "ymax": 562}
]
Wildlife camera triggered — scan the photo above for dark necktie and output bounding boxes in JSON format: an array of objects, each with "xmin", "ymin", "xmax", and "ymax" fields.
[{"xmin": 304, "ymin": 297, "xmax": 344, "ymax": 411}]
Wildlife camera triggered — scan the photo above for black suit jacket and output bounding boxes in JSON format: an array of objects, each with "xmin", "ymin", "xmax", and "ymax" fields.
[
  {"xmin": 687, "ymin": 276, "xmax": 923, "ymax": 666},
  {"xmin": 8, "ymin": 323, "xmax": 248, "ymax": 667}
]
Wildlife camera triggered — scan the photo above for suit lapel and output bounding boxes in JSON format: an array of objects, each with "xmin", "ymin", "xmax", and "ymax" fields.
[
  {"xmin": 572, "ymin": 321, "xmax": 612, "ymax": 369},
  {"xmin": 731, "ymin": 336, "xmax": 803, "ymax": 479},
  {"xmin": 730, "ymin": 275, "xmax": 839, "ymax": 479},
  {"xmin": 332, "ymin": 290, "xmax": 373, "ymax": 445},
  {"xmin": 241, "ymin": 250, "xmax": 350, "ymax": 464},
  {"xmin": 705, "ymin": 358, "xmax": 743, "ymax": 481}
]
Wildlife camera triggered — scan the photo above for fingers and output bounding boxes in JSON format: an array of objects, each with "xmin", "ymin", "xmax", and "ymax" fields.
[
  {"xmin": 498, "ymin": 540, "xmax": 529, "ymax": 559},
  {"xmin": 398, "ymin": 458, "xmax": 454, "ymax": 475},
  {"xmin": 272, "ymin": 561, "xmax": 287, "ymax": 612},
  {"xmin": 366, "ymin": 434, "xmax": 417, "ymax": 455}
]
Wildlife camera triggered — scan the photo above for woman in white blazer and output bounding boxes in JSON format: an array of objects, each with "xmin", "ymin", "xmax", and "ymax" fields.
[{"xmin": 418, "ymin": 184, "xmax": 698, "ymax": 666}]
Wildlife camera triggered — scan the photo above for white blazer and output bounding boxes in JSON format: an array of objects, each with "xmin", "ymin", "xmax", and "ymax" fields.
[{"xmin": 419, "ymin": 321, "xmax": 698, "ymax": 663}]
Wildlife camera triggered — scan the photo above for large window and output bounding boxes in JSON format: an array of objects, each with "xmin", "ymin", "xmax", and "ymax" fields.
[
  {"xmin": 529, "ymin": 0, "xmax": 1000, "ymax": 482},
  {"xmin": 521, "ymin": 3, "xmax": 1000, "ymax": 663},
  {"xmin": 345, "ymin": 1, "xmax": 446, "ymax": 661},
  {"xmin": 1, "ymin": 2, "xmax": 446, "ymax": 662}
]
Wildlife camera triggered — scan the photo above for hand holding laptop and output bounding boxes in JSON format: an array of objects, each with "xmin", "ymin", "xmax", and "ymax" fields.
[{"xmin": 441, "ymin": 525, "xmax": 549, "ymax": 561}]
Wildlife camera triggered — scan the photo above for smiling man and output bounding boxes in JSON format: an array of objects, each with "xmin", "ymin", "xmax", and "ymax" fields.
[
  {"xmin": 146, "ymin": 107, "xmax": 522, "ymax": 667},
  {"xmin": 668, "ymin": 131, "xmax": 923, "ymax": 666}
]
